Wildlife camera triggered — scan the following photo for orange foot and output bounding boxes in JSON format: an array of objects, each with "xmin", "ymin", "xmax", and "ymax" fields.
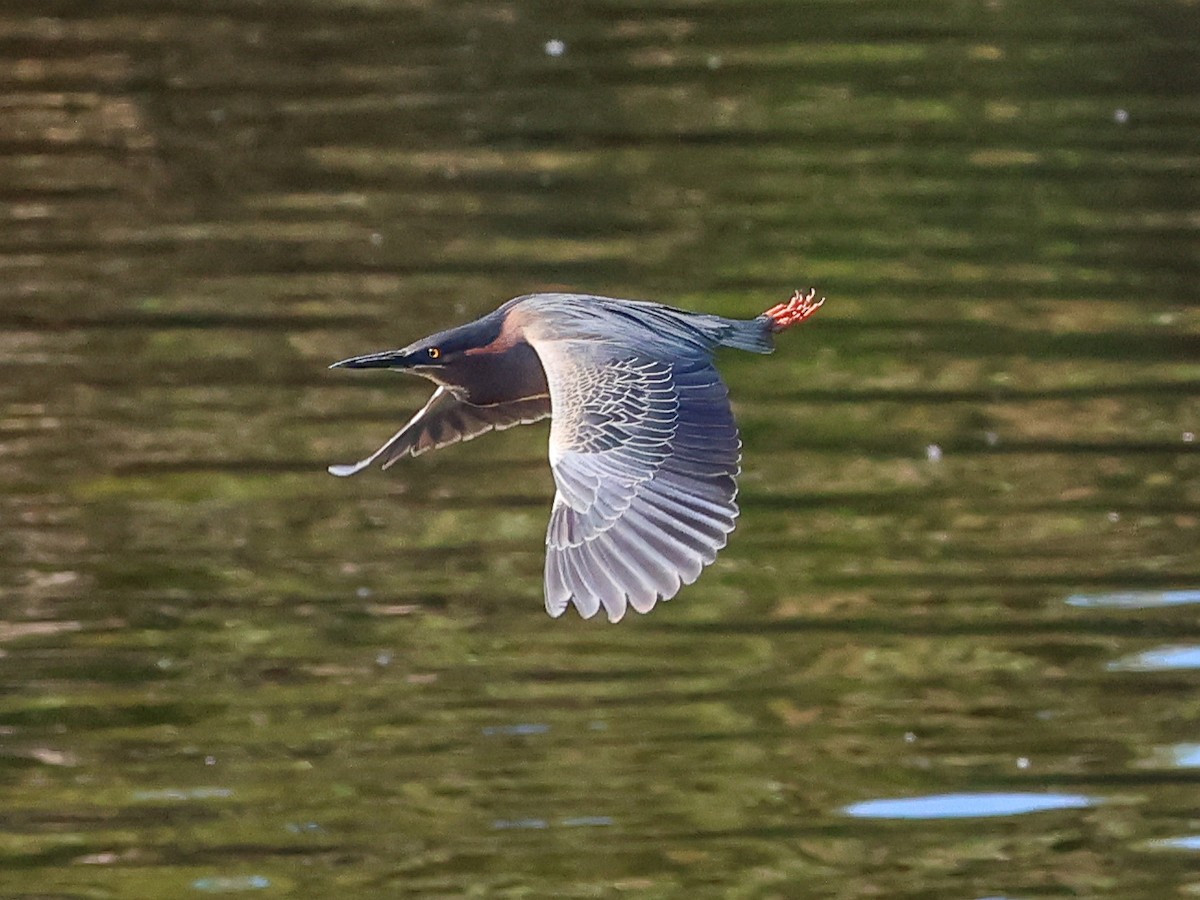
[{"xmin": 762, "ymin": 288, "xmax": 825, "ymax": 333}]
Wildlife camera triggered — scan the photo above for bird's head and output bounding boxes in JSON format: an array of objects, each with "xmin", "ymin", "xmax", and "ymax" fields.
[{"xmin": 329, "ymin": 314, "xmax": 505, "ymax": 376}]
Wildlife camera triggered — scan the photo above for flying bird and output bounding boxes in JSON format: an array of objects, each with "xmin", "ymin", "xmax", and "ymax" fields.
[{"xmin": 329, "ymin": 289, "xmax": 824, "ymax": 622}]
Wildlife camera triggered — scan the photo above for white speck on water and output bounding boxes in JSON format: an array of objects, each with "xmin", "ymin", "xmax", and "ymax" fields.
[
  {"xmin": 1184, "ymin": 431, "xmax": 1195, "ymax": 443},
  {"xmin": 1114, "ymin": 108, "xmax": 1129, "ymax": 124},
  {"xmin": 984, "ymin": 431, "xmax": 999, "ymax": 447},
  {"xmin": 544, "ymin": 39, "xmax": 566, "ymax": 57},
  {"xmin": 1017, "ymin": 756, "xmax": 1031, "ymax": 770},
  {"xmin": 492, "ymin": 818, "xmax": 548, "ymax": 830},
  {"xmin": 904, "ymin": 731, "xmax": 917, "ymax": 744},
  {"xmin": 205, "ymin": 755, "xmax": 217, "ymax": 766},
  {"xmin": 375, "ymin": 651, "xmax": 392, "ymax": 667},
  {"xmin": 192, "ymin": 875, "xmax": 271, "ymax": 892},
  {"xmin": 285, "ymin": 821, "xmax": 324, "ymax": 834},
  {"xmin": 132, "ymin": 786, "xmax": 233, "ymax": 802},
  {"xmin": 482, "ymin": 723, "xmax": 550, "ymax": 737},
  {"xmin": 561, "ymin": 815, "xmax": 614, "ymax": 827},
  {"xmin": 925, "ymin": 443, "xmax": 943, "ymax": 463},
  {"xmin": 369, "ymin": 232, "xmax": 383, "ymax": 247},
  {"xmin": 1106, "ymin": 511, "xmax": 1120, "ymax": 523},
  {"xmin": 356, "ymin": 586, "xmax": 372, "ymax": 599},
  {"xmin": 706, "ymin": 54, "xmax": 722, "ymax": 70}
]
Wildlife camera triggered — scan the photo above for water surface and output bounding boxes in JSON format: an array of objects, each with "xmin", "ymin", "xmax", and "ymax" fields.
[{"xmin": 1, "ymin": 1, "xmax": 1198, "ymax": 897}]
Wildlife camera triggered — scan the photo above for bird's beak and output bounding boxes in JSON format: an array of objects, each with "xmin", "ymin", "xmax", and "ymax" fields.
[{"xmin": 329, "ymin": 349, "xmax": 410, "ymax": 370}]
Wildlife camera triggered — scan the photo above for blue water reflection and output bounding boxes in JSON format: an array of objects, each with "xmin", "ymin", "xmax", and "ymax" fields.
[
  {"xmin": 192, "ymin": 876, "xmax": 271, "ymax": 893},
  {"xmin": 1139, "ymin": 744, "xmax": 1200, "ymax": 769},
  {"xmin": 492, "ymin": 816, "xmax": 614, "ymax": 830},
  {"xmin": 1066, "ymin": 590, "xmax": 1200, "ymax": 609},
  {"xmin": 481, "ymin": 723, "xmax": 550, "ymax": 737},
  {"xmin": 844, "ymin": 792, "xmax": 1095, "ymax": 820},
  {"xmin": 1150, "ymin": 836, "xmax": 1200, "ymax": 852},
  {"xmin": 131, "ymin": 787, "xmax": 234, "ymax": 802},
  {"xmin": 1172, "ymin": 745, "xmax": 1200, "ymax": 767},
  {"xmin": 1107, "ymin": 646, "xmax": 1200, "ymax": 672}
]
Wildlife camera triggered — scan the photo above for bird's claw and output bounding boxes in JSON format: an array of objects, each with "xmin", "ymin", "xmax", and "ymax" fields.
[{"xmin": 763, "ymin": 288, "xmax": 825, "ymax": 332}]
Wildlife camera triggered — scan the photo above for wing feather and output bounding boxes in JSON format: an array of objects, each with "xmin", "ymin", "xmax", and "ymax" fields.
[
  {"xmin": 329, "ymin": 386, "xmax": 550, "ymax": 477},
  {"xmin": 528, "ymin": 333, "xmax": 742, "ymax": 622}
]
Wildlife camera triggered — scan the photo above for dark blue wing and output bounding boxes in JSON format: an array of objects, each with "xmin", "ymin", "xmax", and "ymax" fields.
[
  {"xmin": 531, "ymin": 336, "xmax": 740, "ymax": 622},
  {"xmin": 329, "ymin": 386, "xmax": 550, "ymax": 477}
]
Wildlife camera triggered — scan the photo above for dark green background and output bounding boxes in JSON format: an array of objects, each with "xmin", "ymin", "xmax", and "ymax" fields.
[{"xmin": 2, "ymin": 1, "xmax": 1198, "ymax": 897}]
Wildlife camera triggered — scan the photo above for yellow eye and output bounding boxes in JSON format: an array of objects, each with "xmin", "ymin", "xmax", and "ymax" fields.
[{"xmin": 427, "ymin": 347, "xmax": 441, "ymax": 359}]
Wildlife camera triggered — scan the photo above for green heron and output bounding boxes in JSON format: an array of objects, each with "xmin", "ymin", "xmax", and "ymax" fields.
[{"xmin": 329, "ymin": 289, "xmax": 824, "ymax": 622}]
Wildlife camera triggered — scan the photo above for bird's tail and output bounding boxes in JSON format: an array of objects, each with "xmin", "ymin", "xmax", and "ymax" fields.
[
  {"xmin": 719, "ymin": 288, "xmax": 825, "ymax": 354},
  {"xmin": 718, "ymin": 317, "xmax": 776, "ymax": 354}
]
